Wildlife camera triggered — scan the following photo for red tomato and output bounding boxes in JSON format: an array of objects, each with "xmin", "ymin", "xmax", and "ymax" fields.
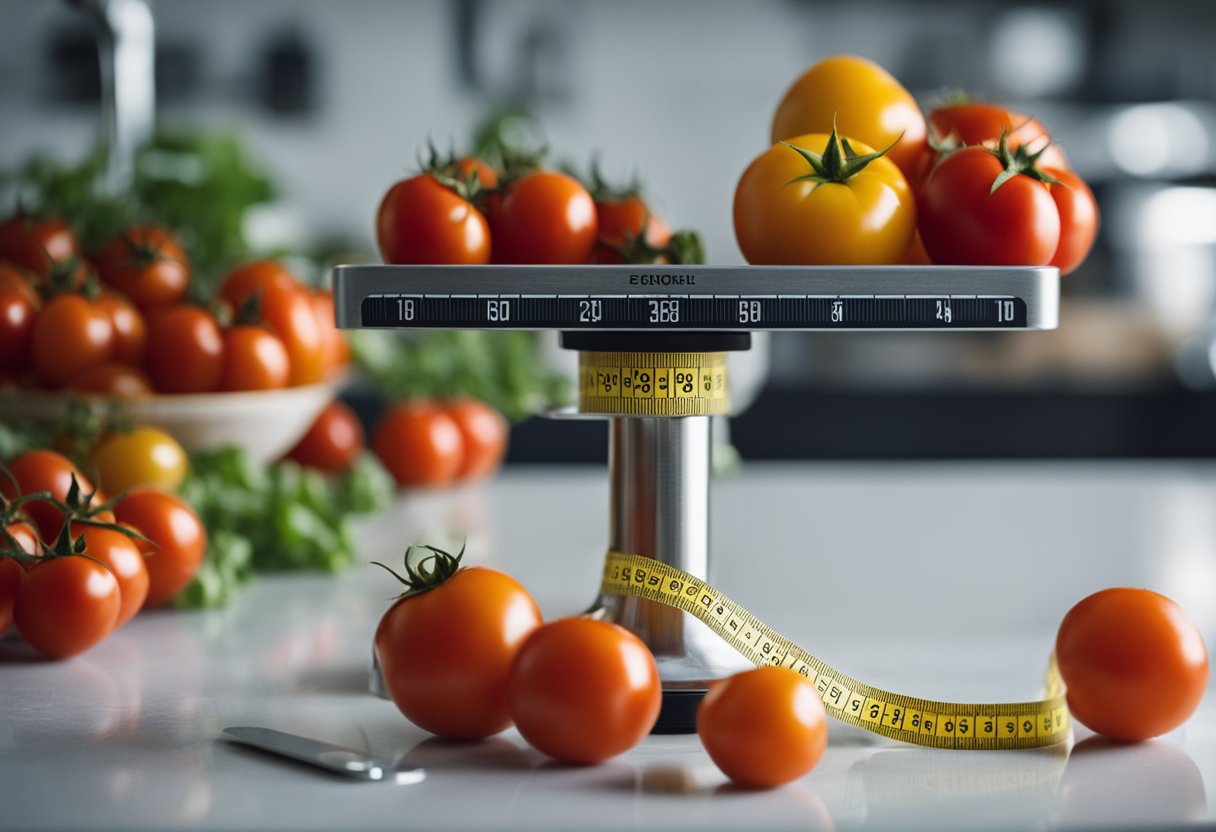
[
  {"xmin": 95, "ymin": 290, "xmax": 147, "ymax": 365},
  {"xmin": 113, "ymin": 487, "xmax": 207, "ymax": 608},
  {"xmin": 0, "ymin": 557, "xmax": 22, "ymax": 634},
  {"xmin": 78, "ymin": 526, "xmax": 148, "ymax": 628},
  {"xmin": 593, "ymin": 195, "xmax": 673, "ymax": 264},
  {"xmin": 219, "ymin": 325, "xmax": 290, "ymax": 391},
  {"xmin": 375, "ymin": 548, "xmax": 542, "ymax": 739},
  {"xmin": 490, "ymin": 171, "xmax": 597, "ymax": 264},
  {"xmin": 0, "ymin": 216, "xmax": 80, "ymax": 278},
  {"xmin": 261, "ymin": 284, "xmax": 325, "ymax": 386},
  {"xmin": 507, "ymin": 617, "xmax": 661, "ymax": 764},
  {"xmin": 285, "ymin": 400, "xmax": 364, "ymax": 473},
  {"xmin": 65, "ymin": 363, "xmax": 153, "ymax": 397},
  {"xmin": 220, "ymin": 260, "xmax": 300, "ymax": 311},
  {"xmin": 926, "ymin": 103, "xmax": 1069, "ymax": 173},
  {"xmin": 1, "ymin": 450, "xmax": 93, "ymax": 544},
  {"xmin": 0, "ymin": 287, "xmax": 37, "ymax": 373},
  {"xmin": 1056, "ymin": 588, "xmax": 1208, "ymax": 742},
  {"xmin": 441, "ymin": 398, "xmax": 508, "ymax": 480},
  {"xmin": 0, "ymin": 261, "xmax": 40, "ymax": 303},
  {"xmin": 917, "ymin": 145, "xmax": 1061, "ymax": 267},
  {"xmin": 145, "ymin": 305, "xmax": 225, "ymax": 393},
  {"xmin": 308, "ymin": 289, "xmax": 349, "ymax": 377},
  {"xmin": 93, "ymin": 225, "xmax": 190, "ymax": 310},
  {"xmin": 376, "ymin": 175, "xmax": 491, "ymax": 265},
  {"xmin": 372, "ymin": 401, "xmax": 464, "ymax": 488},
  {"xmin": 1044, "ymin": 167, "xmax": 1099, "ymax": 276},
  {"xmin": 697, "ymin": 666, "xmax": 828, "ymax": 788},
  {"xmin": 31, "ymin": 294, "xmax": 115, "ymax": 388},
  {"xmin": 13, "ymin": 555, "xmax": 120, "ymax": 658}
]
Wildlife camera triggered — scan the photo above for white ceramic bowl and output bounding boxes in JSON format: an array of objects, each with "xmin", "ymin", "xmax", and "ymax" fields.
[{"xmin": 0, "ymin": 377, "xmax": 345, "ymax": 463}]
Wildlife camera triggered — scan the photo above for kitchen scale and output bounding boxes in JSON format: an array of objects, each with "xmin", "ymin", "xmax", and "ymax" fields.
[{"xmin": 334, "ymin": 263, "xmax": 1060, "ymax": 733}]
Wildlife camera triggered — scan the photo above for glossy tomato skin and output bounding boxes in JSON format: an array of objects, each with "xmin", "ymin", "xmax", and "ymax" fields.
[
  {"xmin": 0, "ymin": 287, "xmax": 37, "ymax": 373},
  {"xmin": 490, "ymin": 171, "xmax": 597, "ymax": 264},
  {"xmin": 593, "ymin": 196, "xmax": 672, "ymax": 264},
  {"xmin": 32, "ymin": 294, "xmax": 115, "ymax": 388},
  {"xmin": 13, "ymin": 556, "xmax": 120, "ymax": 659},
  {"xmin": 441, "ymin": 399, "xmax": 508, "ymax": 480},
  {"xmin": 94, "ymin": 225, "xmax": 190, "ymax": 309},
  {"xmin": 285, "ymin": 400, "xmax": 364, "ymax": 473},
  {"xmin": 79, "ymin": 526, "xmax": 148, "ymax": 628},
  {"xmin": 220, "ymin": 325, "xmax": 290, "ymax": 391},
  {"xmin": 146, "ymin": 305, "xmax": 225, "ymax": 393},
  {"xmin": 918, "ymin": 146, "xmax": 1061, "ymax": 267},
  {"xmin": 372, "ymin": 401, "xmax": 463, "ymax": 488},
  {"xmin": 376, "ymin": 175, "xmax": 491, "ymax": 265},
  {"xmin": 1056, "ymin": 588, "xmax": 1208, "ymax": 742},
  {"xmin": 771, "ymin": 55, "xmax": 927, "ymax": 177},
  {"xmin": 698, "ymin": 666, "xmax": 828, "ymax": 788},
  {"xmin": 376, "ymin": 566, "xmax": 542, "ymax": 739},
  {"xmin": 221, "ymin": 260, "xmax": 299, "ymax": 311},
  {"xmin": 1044, "ymin": 167, "xmax": 1099, "ymax": 276},
  {"xmin": 734, "ymin": 134, "xmax": 916, "ymax": 265},
  {"xmin": 1, "ymin": 450, "xmax": 92, "ymax": 544},
  {"xmin": 65, "ymin": 363, "xmax": 153, "ymax": 397},
  {"xmin": 96, "ymin": 290, "xmax": 148, "ymax": 366},
  {"xmin": 261, "ymin": 285, "xmax": 325, "ymax": 386},
  {"xmin": 0, "ymin": 216, "xmax": 80, "ymax": 278},
  {"xmin": 927, "ymin": 103, "xmax": 1069, "ymax": 173},
  {"xmin": 507, "ymin": 617, "xmax": 662, "ymax": 764},
  {"xmin": 308, "ymin": 289, "xmax": 349, "ymax": 377},
  {"xmin": 114, "ymin": 487, "xmax": 207, "ymax": 608},
  {"xmin": 91, "ymin": 426, "xmax": 189, "ymax": 494}
]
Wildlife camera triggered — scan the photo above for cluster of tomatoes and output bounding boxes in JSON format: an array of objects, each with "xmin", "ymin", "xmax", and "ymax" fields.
[
  {"xmin": 735, "ymin": 55, "xmax": 1098, "ymax": 274},
  {"xmin": 0, "ymin": 448, "xmax": 206, "ymax": 659},
  {"xmin": 370, "ymin": 398, "xmax": 508, "ymax": 488},
  {"xmin": 0, "ymin": 215, "xmax": 347, "ymax": 396}
]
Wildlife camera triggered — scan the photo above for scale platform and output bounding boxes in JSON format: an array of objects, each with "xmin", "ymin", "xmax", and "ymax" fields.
[{"xmin": 335, "ymin": 263, "xmax": 1060, "ymax": 732}]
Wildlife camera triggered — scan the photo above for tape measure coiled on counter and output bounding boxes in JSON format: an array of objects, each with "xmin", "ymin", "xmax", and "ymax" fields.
[
  {"xmin": 578, "ymin": 352, "xmax": 730, "ymax": 417},
  {"xmin": 602, "ymin": 551, "xmax": 1070, "ymax": 751}
]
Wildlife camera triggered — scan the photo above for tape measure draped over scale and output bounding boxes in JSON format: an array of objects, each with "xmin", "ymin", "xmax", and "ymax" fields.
[
  {"xmin": 601, "ymin": 551, "xmax": 1070, "ymax": 750},
  {"xmin": 578, "ymin": 352, "xmax": 731, "ymax": 417}
]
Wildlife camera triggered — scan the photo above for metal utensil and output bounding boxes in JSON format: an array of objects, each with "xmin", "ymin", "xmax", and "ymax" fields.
[{"xmin": 222, "ymin": 727, "xmax": 424, "ymax": 784}]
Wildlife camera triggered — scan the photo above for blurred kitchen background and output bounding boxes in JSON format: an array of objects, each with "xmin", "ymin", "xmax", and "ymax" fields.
[{"xmin": 2, "ymin": 0, "xmax": 1215, "ymax": 460}]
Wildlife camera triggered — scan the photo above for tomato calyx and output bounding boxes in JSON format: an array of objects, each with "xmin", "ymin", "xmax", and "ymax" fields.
[
  {"xmin": 603, "ymin": 225, "xmax": 705, "ymax": 265},
  {"xmin": 781, "ymin": 121, "xmax": 900, "ymax": 191},
  {"xmin": 585, "ymin": 157, "xmax": 642, "ymax": 203},
  {"xmin": 420, "ymin": 142, "xmax": 490, "ymax": 204},
  {"xmin": 986, "ymin": 131, "xmax": 1065, "ymax": 195},
  {"xmin": 373, "ymin": 541, "xmax": 465, "ymax": 599}
]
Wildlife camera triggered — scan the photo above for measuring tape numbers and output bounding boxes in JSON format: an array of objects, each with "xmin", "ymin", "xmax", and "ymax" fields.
[
  {"xmin": 578, "ymin": 352, "xmax": 731, "ymax": 417},
  {"xmin": 602, "ymin": 551, "xmax": 1070, "ymax": 750}
]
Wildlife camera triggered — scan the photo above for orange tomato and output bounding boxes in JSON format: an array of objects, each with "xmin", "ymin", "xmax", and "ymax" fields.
[
  {"xmin": 220, "ymin": 325, "xmax": 290, "ymax": 391},
  {"xmin": 261, "ymin": 284, "xmax": 325, "ymax": 386},
  {"xmin": 220, "ymin": 260, "xmax": 300, "ymax": 311},
  {"xmin": 593, "ymin": 195, "xmax": 672, "ymax": 264},
  {"xmin": 95, "ymin": 290, "xmax": 147, "ymax": 366},
  {"xmin": 13, "ymin": 555, "xmax": 120, "ymax": 659},
  {"xmin": 78, "ymin": 526, "xmax": 148, "ymax": 628},
  {"xmin": 113, "ymin": 488, "xmax": 207, "ymax": 608},
  {"xmin": 1, "ymin": 450, "xmax": 93, "ymax": 544},
  {"xmin": 0, "ymin": 216, "xmax": 80, "ymax": 279},
  {"xmin": 31, "ymin": 294, "xmax": 114, "ymax": 388},
  {"xmin": 93, "ymin": 225, "xmax": 190, "ymax": 309},
  {"xmin": 308, "ymin": 288, "xmax": 349, "ymax": 376},
  {"xmin": 376, "ymin": 175, "xmax": 492, "ymax": 265},
  {"xmin": 372, "ymin": 401, "xmax": 464, "ymax": 488},
  {"xmin": 441, "ymin": 398, "xmax": 508, "ymax": 480}
]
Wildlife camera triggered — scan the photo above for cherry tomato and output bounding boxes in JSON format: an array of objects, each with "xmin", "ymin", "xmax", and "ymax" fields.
[
  {"xmin": 593, "ymin": 195, "xmax": 672, "ymax": 264},
  {"xmin": 261, "ymin": 284, "xmax": 325, "ymax": 386},
  {"xmin": 771, "ymin": 55, "xmax": 927, "ymax": 177},
  {"xmin": 220, "ymin": 260, "xmax": 300, "ymax": 311},
  {"xmin": 113, "ymin": 487, "xmax": 207, "ymax": 608},
  {"xmin": 1056, "ymin": 588, "xmax": 1208, "ymax": 742},
  {"xmin": 145, "ymin": 305, "xmax": 225, "ymax": 394},
  {"xmin": 308, "ymin": 289, "xmax": 349, "ymax": 377},
  {"xmin": 13, "ymin": 555, "xmax": 120, "ymax": 658},
  {"xmin": 78, "ymin": 526, "xmax": 148, "ymax": 628},
  {"xmin": 285, "ymin": 400, "xmax": 364, "ymax": 473},
  {"xmin": 95, "ymin": 290, "xmax": 147, "ymax": 366},
  {"xmin": 65, "ymin": 363, "xmax": 153, "ymax": 397},
  {"xmin": 698, "ymin": 666, "xmax": 828, "ymax": 788},
  {"xmin": 372, "ymin": 401, "xmax": 464, "ymax": 488},
  {"xmin": 441, "ymin": 398, "xmax": 508, "ymax": 480},
  {"xmin": 507, "ymin": 617, "xmax": 661, "ymax": 763},
  {"xmin": 0, "ymin": 216, "xmax": 80, "ymax": 279},
  {"xmin": 490, "ymin": 171, "xmax": 597, "ymax": 264},
  {"xmin": 0, "ymin": 287, "xmax": 37, "ymax": 374},
  {"xmin": 31, "ymin": 294, "xmax": 115, "ymax": 388},
  {"xmin": 375, "ymin": 548, "xmax": 542, "ymax": 739},
  {"xmin": 93, "ymin": 225, "xmax": 190, "ymax": 309},
  {"xmin": 376, "ymin": 175, "xmax": 491, "ymax": 265},
  {"xmin": 926, "ymin": 103, "xmax": 1069, "ymax": 173},
  {"xmin": 91, "ymin": 426, "xmax": 189, "ymax": 495},
  {"xmin": 0, "ymin": 523, "xmax": 38, "ymax": 633},
  {"xmin": 917, "ymin": 145, "xmax": 1061, "ymax": 267},
  {"xmin": 734, "ymin": 132, "xmax": 916, "ymax": 265},
  {"xmin": 455, "ymin": 156, "xmax": 499, "ymax": 189},
  {"xmin": 1044, "ymin": 167, "xmax": 1099, "ymax": 276},
  {"xmin": 220, "ymin": 325, "xmax": 290, "ymax": 391},
  {"xmin": 0, "ymin": 261, "xmax": 39, "ymax": 303},
  {"xmin": 0, "ymin": 450, "xmax": 93, "ymax": 544}
]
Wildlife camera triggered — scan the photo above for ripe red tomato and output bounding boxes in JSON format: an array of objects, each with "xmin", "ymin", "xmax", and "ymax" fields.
[
  {"xmin": 440, "ymin": 398, "xmax": 508, "ymax": 480},
  {"xmin": 308, "ymin": 289, "xmax": 349, "ymax": 377},
  {"xmin": 285, "ymin": 400, "xmax": 364, "ymax": 473},
  {"xmin": 78, "ymin": 526, "xmax": 148, "ymax": 628},
  {"xmin": 376, "ymin": 175, "xmax": 491, "ymax": 265},
  {"xmin": 0, "ymin": 261, "xmax": 40, "ymax": 303},
  {"xmin": 13, "ymin": 555, "xmax": 120, "ymax": 658},
  {"xmin": 1044, "ymin": 167, "xmax": 1099, "ymax": 276},
  {"xmin": 375, "ymin": 546, "xmax": 542, "ymax": 739},
  {"xmin": 113, "ymin": 487, "xmax": 207, "ymax": 608},
  {"xmin": 372, "ymin": 401, "xmax": 464, "ymax": 488},
  {"xmin": 0, "ymin": 287, "xmax": 38, "ymax": 373},
  {"xmin": 95, "ymin": 290, "xmax": 147, "ymax": 366},
  {"xmin": 31, "ymin": 294, "xmax": 115, "ymax": 388},
  {"xmin": 65, "ymin": 363, "xmax": 153, "ymax": 397},
  {"xmin": 1, "ymin": 450, "xmax": 93, "ymax": 544},
  {"xmin": 261, "ymin": 284, "xmax": 325, "ymax": 386},
  {"xmin": 507, "ymin": 617, "xmax": 662, "ymax": 764},
  {"xmin": 593, "ymin": 195, "xmax": 672, "ymax": 264},
  {"xmin": 926, "ymin": 103, "xmax": 1069, "ymax": 173},
  {"xmin": 0, "ymin": 523, "xmax": 38, "ymax": 633},
  {"xmin": 220, "ymin": 325, "xmax": 290, "ymax": 391},
  {"xmin": 220, "ymin": 260, "xmax": 300, "ymax": 311},
  {"xmin": 697, "ymin": 666, "xmax": 828, "ymax": 788},
  {"xmin": 93, "ymin": 225, "xmax": 190, "ymax": 309},
  {"xmin": 456, "ymin": 157, "xmax": 499, "ymax": 189},
  {"xmin": 917, "ymin": 145, "xmax": 1061, "ymax": 267},
  {"xmin": 145, "ymin": 305, "xmax": 225, "ymax": 393},
  {"xmin": 0, "ymin": 216, "xmax": 80, "ymax": 278},
  {"xmin": 1056, "ymin": 588, "xmax": 1208, "ymax": 742},
  {"xmin": 490, "ymin": 171, "xmax": 597, "ymax": 264}
]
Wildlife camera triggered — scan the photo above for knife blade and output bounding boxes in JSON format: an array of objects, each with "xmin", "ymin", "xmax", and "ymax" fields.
[{"xmin": 222, "ymin": 726, "xmax": 425, "ymax": 784}]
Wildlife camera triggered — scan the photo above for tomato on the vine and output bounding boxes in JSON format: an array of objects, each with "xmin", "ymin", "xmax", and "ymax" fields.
[
  {"xmin": 925, "ymin": 103, "xmax": 1069, "ymax": 173},
  {"xmin": 490, "ymin": 171, "xmax": 597, "ymax": 264},
  {"xmin": 93, "ymin": 225, "xmax": 190, "ymax": 310},
  {"xmin": 593, "ymin": 194, "xmax": 672, "ymax": 264},
  {"xmin": 507, "ymin": 617, "xmax": 661, "ymax": 764},
  {"xmin": 0, "ymin": 522, "xmax": 38, "ymax": 634},
  {"xmin": 220, "ymin": 325, "xmax": 290, "ymax": 391},
  {"xmin": 145, "ymin": 305, "xmax": 225, "ymax": 393},
  {"xmin": 0, "ymin": 216, "xmax": 80, "ymax": 279},
  {"xmin": 113, "ymin": 487, "xmax": 207, "ymax": 608},
  {"xmin": 734, "ymin": 127, "xmax": 916, "ymax": 265},
  {"xmin": 376, "ymin": 175, "xmax": 491, "ymax": 265},
  {"xmin": 1, "ymin": 450, "xmax": 93, "ymax": 544},
  {"xmin": 13, "ymin": 555, "xmax": 120, "ymax": 659},
  {"xmin": 1056, "ymin": 588, "xmax": 1208, "ymax": 742},
  {"xmin": 91, "ymin": 426, "xmax": 189, "ymax": 495},
  {"xmin": 441, "ymin": 398, "xmax": 508, "ymax": 480},
  {"xmin": 32, "ymin": 294, "xmax": 115, "ymax": 388},
  {"xmin": 285, "ymin": 400, "xmax": 364, "ymax": 473},
  {"xmin": 374, "ymin": 543, "xmax": 542, "ymax": 739},
  {"xmin": 698, "ymin": 666, "xmax": 828, "ymax": 788},
  {"xmin": 372, "ymin": 401, "xmax": 463, "ymax": 488},
  {"xmin": 78, "ymin": 526, "xmax": 148, "ymax": 628}
]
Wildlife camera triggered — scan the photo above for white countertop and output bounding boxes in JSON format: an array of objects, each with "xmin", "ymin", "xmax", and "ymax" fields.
[{"xmin": 3, "ymin": 462, "xmax": 1215, "ymax": 831}]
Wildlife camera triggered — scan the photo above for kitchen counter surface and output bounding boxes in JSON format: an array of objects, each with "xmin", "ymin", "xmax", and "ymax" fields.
[{"xmin": 3, "ymin": 461, "xmax": 1215, "ymax": 831}]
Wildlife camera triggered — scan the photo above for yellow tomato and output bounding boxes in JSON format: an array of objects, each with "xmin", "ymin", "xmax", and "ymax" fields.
[
  {"xmin": 770, "ymin": 55, "xmax": 927, "ymax": 177},
  {"xmin": 91, "ymin": 426, "xmax": 189, "ymax": 495},
  {"xmin": 734, "ymin": 132, "xmax": 916, "ymax": 265}
]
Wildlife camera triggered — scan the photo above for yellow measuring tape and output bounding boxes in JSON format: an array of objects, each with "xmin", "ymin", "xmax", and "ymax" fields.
[
  {"xmin": 602, "ymin": 551, "xmax": 1070, "ymax": 750},
  {"xmin": 578, "ymin": 352, "xmax": 730, "ymax": 417}
]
